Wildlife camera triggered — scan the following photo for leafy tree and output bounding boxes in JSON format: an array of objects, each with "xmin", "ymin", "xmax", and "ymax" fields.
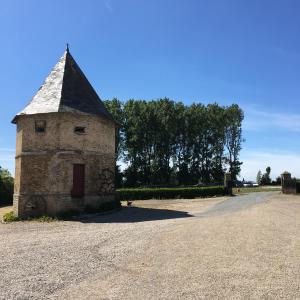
[
  {"xmin": 275, "ymin": 176, "xmax": 281, "ymax": 185},
  {"xmin": 256, "ymin": 170, "xmax": 262, "ymax": 184},
  {"xmin": 261, "ymin": 166, "xmax": 271, "ymax": 185},
  {"xmin": 224, "ymin": 104, "xmax": 244, "ymax": 180},
  {"xmin": 103, "ymin": 98, "xmax": 125, "ymax": 187},
  {"xmin": 0, "ymin": 166, "xmax": 14, "ymax": 205},
  {"xmin": 103, "ymin": 98, "xmax": 125, "ymax": 161},
  {"xmin": 172, "ymin": 102, "xmax": 189, "ymax": 184}
]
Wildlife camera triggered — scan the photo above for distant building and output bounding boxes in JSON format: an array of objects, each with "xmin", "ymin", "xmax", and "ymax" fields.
[{"xmin": 12, "ymin": 47, "xmax": 116, "ymax": 218}]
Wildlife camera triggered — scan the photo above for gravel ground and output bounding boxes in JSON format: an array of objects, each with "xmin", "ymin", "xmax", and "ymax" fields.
[{"xmin": 1, "ymin": 192, "xmax": 300, "ymax": 299}]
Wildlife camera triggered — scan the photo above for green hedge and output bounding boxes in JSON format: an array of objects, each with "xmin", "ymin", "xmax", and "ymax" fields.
[
  {"xmin": 116, "ymin": 186, "xmax": 226, "ymax": 201},
  {"xmin": 297, "ymin": 180, "xmax": 300, "ymax": 193}
]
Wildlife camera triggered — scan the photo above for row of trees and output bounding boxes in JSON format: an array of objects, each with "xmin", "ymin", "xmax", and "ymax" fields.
[{"xmin": 104, "ymin": 98, "xmax": 244, "ymax": 187}]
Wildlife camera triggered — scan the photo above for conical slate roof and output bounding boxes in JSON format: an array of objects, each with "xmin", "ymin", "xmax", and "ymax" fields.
[{"xmin": 12, "ymin": 48, "xmax": 115, "ymax": 123}]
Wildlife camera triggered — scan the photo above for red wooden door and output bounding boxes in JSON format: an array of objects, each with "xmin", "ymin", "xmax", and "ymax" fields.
[{"xmin": 71, "ymin": 164, "xmax": 85, "ymax": 198}]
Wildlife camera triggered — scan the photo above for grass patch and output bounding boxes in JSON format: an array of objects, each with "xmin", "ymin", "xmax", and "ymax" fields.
[
  {"xmin": 31, "ymin": 215, "xmax": 58, "ymax": 222},
  {"xmin": 2, "ymin": 211, "xmax": 58, "ymax": 223},
  {"xmin": 233, "ymin": 187, "xmax": 281, "ymax": 194},
  {"xmin": 116, "ymin": 186, "xmax": 226, "ymax": 201}
]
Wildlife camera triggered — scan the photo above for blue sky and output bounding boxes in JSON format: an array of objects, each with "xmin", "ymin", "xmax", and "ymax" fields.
[{"xmin": 1, "ymin": 0, "xmax": 300, "ymax": 180}]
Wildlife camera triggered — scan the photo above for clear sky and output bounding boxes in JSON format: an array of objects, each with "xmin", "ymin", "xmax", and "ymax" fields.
[{"xmin": 1, "ymin": 0, "xmax": 300, "ymax": 180}]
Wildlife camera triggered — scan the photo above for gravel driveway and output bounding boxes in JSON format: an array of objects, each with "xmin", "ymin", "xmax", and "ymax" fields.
[{"xmin": 1, "ymin": 192, "xmax": 300, "ymax": 299}]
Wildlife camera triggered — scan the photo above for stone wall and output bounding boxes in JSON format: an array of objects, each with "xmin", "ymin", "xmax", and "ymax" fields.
[
  {"xmin": 14, "ymin": 112, "xmax": 116, "ymax": 218},
  {"xmin": 16, "ymin": 112, "xmax": 114, "ymax": 154}
]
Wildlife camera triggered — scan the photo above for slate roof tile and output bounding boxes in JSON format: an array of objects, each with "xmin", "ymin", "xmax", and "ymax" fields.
[{"xmin": 12, "ymin": 48, "xmax": 115, "ymax": 123}]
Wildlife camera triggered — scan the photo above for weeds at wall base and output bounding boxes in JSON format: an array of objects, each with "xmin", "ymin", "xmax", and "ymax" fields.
[
  {"xmin": 2, "ymin": 199, "xmax": 122, "ymax": 222},
  {"xmin": 2, "ymin": 211, "xmax": 58, "ymax": 223}
]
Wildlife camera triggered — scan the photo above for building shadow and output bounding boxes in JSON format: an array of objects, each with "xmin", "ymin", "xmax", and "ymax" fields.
[
  {"xmin": 0, "ymin": 203, "xmax": 13, "ymax": 208},
  {"xmin": 74, "ymin": 206, "xmax": 193, "ymax": 223}
]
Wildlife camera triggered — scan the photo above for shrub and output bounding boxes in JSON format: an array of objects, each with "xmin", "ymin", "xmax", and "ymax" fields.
[
  {"xmin": 0, "ymin": 167, "xmax": 14, "ymax": 205},
  {"xmin": 297, "ymin": 180, "xmax": 300, "ymax": 193},
  {"xmin": 116, "ymin": 186, "xmax": 226, "ymax": 201},
  {"xmin": 2, "ymin": 211, "xmax": 20, "ymax": 222}
]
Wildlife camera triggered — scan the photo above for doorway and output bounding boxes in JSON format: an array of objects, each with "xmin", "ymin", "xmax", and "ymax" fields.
[{"xmin": 71, "ymin": 164, "xmax": 85, "ymax": 198}]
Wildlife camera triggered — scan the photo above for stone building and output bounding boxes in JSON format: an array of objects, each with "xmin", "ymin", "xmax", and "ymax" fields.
[{"xmin": 12, "ymin": 47, "xmax": 116, "ymax": 218}]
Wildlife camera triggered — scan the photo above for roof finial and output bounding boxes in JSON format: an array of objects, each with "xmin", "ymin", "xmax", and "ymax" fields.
[{"xmin": 66, "ymin": 43, "xmax": 69, "ymax": 53}]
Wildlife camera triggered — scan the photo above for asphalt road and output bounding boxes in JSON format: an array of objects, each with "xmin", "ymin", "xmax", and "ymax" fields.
[{"xmin": 196, "ymin": 191, "xmax": 276, "ymax": 217}]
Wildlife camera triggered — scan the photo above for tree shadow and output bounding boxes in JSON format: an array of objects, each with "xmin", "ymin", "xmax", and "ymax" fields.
[{"xmin": 74, "ymin": 206, "xmax": 193, "ymax": 223}]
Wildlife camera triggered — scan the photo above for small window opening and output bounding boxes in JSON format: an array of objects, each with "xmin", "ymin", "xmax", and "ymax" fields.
[
  {"xmin": 35, "ymin": 120, "xmax": 46, "ymax": 133},
  {"xmin": 74, "ymin": 126, "xmax": 86, "ymax": 134}
]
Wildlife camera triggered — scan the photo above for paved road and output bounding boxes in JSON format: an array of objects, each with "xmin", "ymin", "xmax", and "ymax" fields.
[{"xmin": 196, "ymin": 191, "xmax": 276, "ymax": 217}]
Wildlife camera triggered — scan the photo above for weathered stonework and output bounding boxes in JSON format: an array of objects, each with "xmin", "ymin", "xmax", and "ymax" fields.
[
  {"xmin": 224, "ymin": 172, "xmax": 233, "ymax": 195},
  {"xmin": 13, "ymin": 113, "xmax": 115, "ymax": 217},
  {"xmin": 12, "ymin": 48, "xmax": 116, "ymax": 218},
  {"xmin": 281, "ymin": 171, "xmax": 297, "ymax": 195}
]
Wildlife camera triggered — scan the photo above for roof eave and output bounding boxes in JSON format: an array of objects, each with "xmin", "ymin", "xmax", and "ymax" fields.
[
  {"xmin": 11, "ymin": 116, "xmax": 17, "ymax": 124},
  {"xmin": 11, "ymin": 111, "xmax": 119, "ymax": 126}
]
